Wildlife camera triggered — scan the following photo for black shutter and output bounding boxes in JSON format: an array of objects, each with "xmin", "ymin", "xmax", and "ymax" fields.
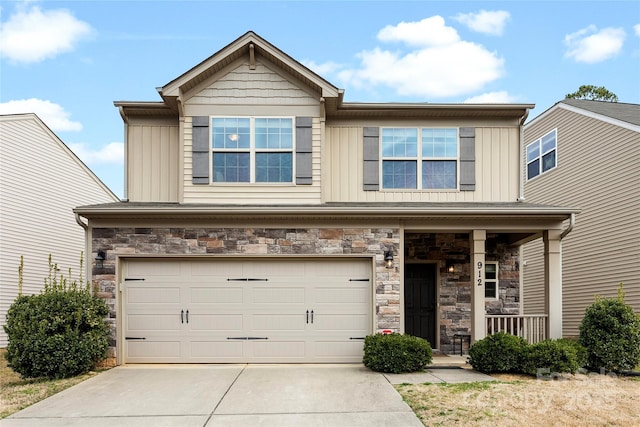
[
  {"xmin": 296, "ymin": 117, "xmax": 313, "ymax": 185},
  {"xmin": 363, "ymin": 127, "xmax": 379, "ymax": 191},
  {"xmin": 459, "ymin": 127, "xmax": 475, "ymax": 191},
  {"xmin": 192, "ymin": 116, "xmax": 210, "ymax": 184}
]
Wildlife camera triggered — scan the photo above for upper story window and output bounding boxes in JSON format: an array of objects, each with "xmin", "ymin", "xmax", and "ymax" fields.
[
  {"xmin": 526, "ymin": 129, "xmax": 556, "ymax": 181},
  {"xmin": 211, "ymin": 117, "xmax": 293, "ymax": 183},
  {"xmin": 381, "ymin": 128, "xmax": 458, "ymax": 189}
]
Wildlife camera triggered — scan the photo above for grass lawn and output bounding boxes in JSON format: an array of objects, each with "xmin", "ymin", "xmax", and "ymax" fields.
[
  {"xmin": 396, "ymin": 371, "xmax": 640, "ymax": 426},
  {"xmin": 0, "ymin": 349, "xmax": 104, "ymax": 419}
]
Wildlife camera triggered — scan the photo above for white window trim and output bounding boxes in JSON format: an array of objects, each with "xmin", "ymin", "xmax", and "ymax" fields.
[
  {"xmin": 380, "ymin": 127, "xmax": 460, "ymax": 191},
  {"xmin": 484, "ymin": 261, "xmax": 499, "ymax": 300},
  {"xmin": 526, "ymin": 128, "xmax": 557, "ymax": 181},
  {"xmin": 210, "ymin": 116, "xmax": 296, "ymax": 184}
]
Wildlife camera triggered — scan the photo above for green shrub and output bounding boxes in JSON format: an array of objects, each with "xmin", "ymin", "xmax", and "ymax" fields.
[
  {"xmin": 363, "ymin": 333, "xmax": 433, "ymax": 373},
  {"xmin": 578, "ymin": 284, "xmax": 640, "ymax": 373},
  {"xmin": 4, "ymin": 255, "xmax": 110, "ymax": 379},
  {"xmin": 521, "ymin": 339, "xmax": 586, "ymax": 376},
  {"xmin": 468, "ymin": 332, "xmax": 528, "ymax": 373}
]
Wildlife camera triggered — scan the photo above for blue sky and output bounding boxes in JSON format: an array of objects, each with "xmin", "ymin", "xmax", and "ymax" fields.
[{"xmin": 1, "ymin": 0, "xmax": 639, "ymax": 198}]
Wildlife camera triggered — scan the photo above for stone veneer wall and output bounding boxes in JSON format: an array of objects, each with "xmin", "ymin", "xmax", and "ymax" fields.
[
  {"xmin": 92, "ymin": 227, "xmax": 401, "ymax": 360},
  {"xmin": 405, "ymin": 233, "xmax": 520, "ymax": 353}
]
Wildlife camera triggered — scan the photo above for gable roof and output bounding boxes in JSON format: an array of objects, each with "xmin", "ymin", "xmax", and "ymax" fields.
[{"xmin": 526, "ymin": 99, "xmax": 640, "ymax": 132}]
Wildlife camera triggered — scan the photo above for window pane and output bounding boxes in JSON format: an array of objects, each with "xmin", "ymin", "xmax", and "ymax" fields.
[
  {"xmin": 255, "ymin": 153, "xmax": 292, "ymax": 182},
  {"xmin": 423, "ymin": 128, "xmax": 457, "ymax": 158},
  {"xmin": 382, "ymin": 128, "xmax": 417, "ymax": 157},
  {"xmin": 542, "ymin": 150, "xmax": 556, "ymax": 172},
  {"xmin": 213, "ymin": 153, "xmax": 250, "ymax": 182},
  {"xmin": 541, "ymin": 130, "xmax": 556, "ymax": 153},
  {"xmin": 485, "ymin": 283, "xmax": 496, "ymax": 298},
  {"xmin": 255, "ymin": 118, "xmax": 293, "ymax": 149},
  {"xmin": 485, "ymin": 263, "xmax": 497, "ymax": 280},
  {"xmin": 212, "ymin": 118, "xmax": 250, "ymax": 149},
  {"xmin": 422, "ymin": 160, "xmax": 456, "ymax": 189},
  {"xmin": 527, "ymin": 159, "xmax": 540, "ymax": 180},
  {"xmin": 382, "ymin": 161, "xmax": 417, "ymax": 189},
  {"xmin": 526, "ymin": 141, "xmax": 540, "ymax": 162}
]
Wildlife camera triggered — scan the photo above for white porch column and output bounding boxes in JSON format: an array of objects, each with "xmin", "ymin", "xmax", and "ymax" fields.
[
  {"xmin": 544, "ymin": 229, "xmax": 563, "ymax": 339},
  {"xmin": 471, "ymin": 230, "xmax": 486, "ymax": 343}
]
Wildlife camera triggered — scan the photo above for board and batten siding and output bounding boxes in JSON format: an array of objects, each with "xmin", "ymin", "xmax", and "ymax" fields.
[
  {"xmin": 181, "ymin": 60, "xmax": 322, "ymax": 204},
  {"xmin": 323, "ymin": 125, "xmax": 520, "ymax": 203},
  {"xmin": 126, "ymin": 123, "xmax": 179, "ymax": 202},
  {"xmin": 0, "ymin": 115, "xmax": 119, "ymax": 347},
  {"xmin": 522, "ymin": 107, "xmax": 640, "ymax": 337}
]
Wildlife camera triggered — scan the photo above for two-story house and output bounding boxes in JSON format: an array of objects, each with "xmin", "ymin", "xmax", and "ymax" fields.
[
  {"xmin": 522, "ymin": 99, "xmax": 640, "ymax": 337},
  {"xmin": 75, "ymin": 32, "xmax": 576, "ymax": 365}
]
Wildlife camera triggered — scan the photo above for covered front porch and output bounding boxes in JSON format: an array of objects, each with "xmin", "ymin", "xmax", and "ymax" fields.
[{"xmin": 400, "ymin": 211, "xmax": 574, "ymax": 354}]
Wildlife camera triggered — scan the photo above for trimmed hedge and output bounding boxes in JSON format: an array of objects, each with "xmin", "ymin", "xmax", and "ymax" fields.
[
  {"xmin": 468, "ymin": 332, "xmax": 528, "ymax": 374},
  {"xmin": 4, "ymin": 256, "xmax": 110, "ymax": 379},
  {"xmin": 363, "ymin": 333, "xmax": 433, "ymax": 373},
  {"xmin": 521, "ymin": 339, "xmax": 586, "ymax": 376},
  {"xmin": 578, "ymin": 285, "xmax": 640, "ymax": 373}
]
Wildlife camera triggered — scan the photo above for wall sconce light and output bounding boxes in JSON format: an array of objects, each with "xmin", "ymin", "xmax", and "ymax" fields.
[
  {"xmin": 95, "ymin": 251, "xmax": 106, "ymax": 269},
  {"xmin": 447, "ymin": 262, "xmax": 455, "ymax": 273},
  {"xmin": 384, "ymin": 250, "xmax": 394, "ymax": 269}
]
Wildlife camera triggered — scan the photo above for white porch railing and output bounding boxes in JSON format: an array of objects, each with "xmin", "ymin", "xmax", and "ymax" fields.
[{"xmin": 486, "ymin": 315, "xmax": 548, "ymax": 344}]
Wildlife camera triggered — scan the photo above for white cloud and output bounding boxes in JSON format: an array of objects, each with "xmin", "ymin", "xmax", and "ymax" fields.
[
  {"xmin": 453, "ymin": 10, "xmax": 511, "ymax": 36},
  {"xmin": 634, "ymin": 24, "xmax": 640, "ymax": 37},
  {"xmin": 564, "ymin": 25, "xmax": 625, "ymax": 63},
  {"xmin": 68, "ymin": 142, "xmax": 124, "ymax": 165},
  {"xmin": 301, "ymin": 59, "xmax": 342, "ymax": 76},
  {"xmin": 0, "ymin": 98, "xmax": 82, "ymax": 131},
  {"xmin": 338, "ymin": 16, "xmax": 504, "ymax": 99},
  {"xmin": 464, "ymin": 91, "xmax": 519, "ymax": 103},
  {"xmin": 0, "ymin": 5, "xmax": 94, "ymax": 64}
]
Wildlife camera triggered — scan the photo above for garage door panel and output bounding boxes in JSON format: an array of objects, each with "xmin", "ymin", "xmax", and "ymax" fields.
[
  {"xmin": 189, "ymin": 314, "xmax": 244, "ymax": 331},
  {"xmin": 127, "ymin": 314, "xmax": 180, "ymax": 332},
  {"xmin": 123, "ymin": 258, "xmax": 372, "ymax": 363},
  {"xmin": 126, "ymin": 340, "xmax": 181, "ymax": 359},
  {"xmin": 189, "ymin": 286, "xmax": 243, "ymax": 304},
  {"xmin": 128, "ymin": 287, "xmax": 181, "ymax": 304}
]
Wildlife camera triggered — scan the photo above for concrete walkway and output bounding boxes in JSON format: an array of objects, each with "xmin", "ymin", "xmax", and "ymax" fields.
[{"xmin": 3, "ymin": 360, "xmax": 495, "ymax": 427}]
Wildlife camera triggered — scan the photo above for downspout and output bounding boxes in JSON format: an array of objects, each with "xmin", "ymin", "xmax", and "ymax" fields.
[
  {"xmin": 517, "ymin": 108, "xmax": 530, "ymax": 202},
  {"xmin": 560, "ymin": 212, "xmax": 575, "ymax": 239},
  {"xmin": 75, "ymin": 213, "xmax": 90, "ymax": 283}
]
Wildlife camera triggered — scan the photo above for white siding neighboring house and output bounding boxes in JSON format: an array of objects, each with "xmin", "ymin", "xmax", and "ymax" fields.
[
  {"xmin": 522, "ymin": 99, "xmax": 640, "ymax": 336},
  {"xmin": 0, "ymin": 114, "xmax": 120, "ymax": 347}
]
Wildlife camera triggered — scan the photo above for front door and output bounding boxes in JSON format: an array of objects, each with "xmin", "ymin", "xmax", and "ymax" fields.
[{"xmin": 404, "ymin": 264, "xmax": 437, "ymax": 347}]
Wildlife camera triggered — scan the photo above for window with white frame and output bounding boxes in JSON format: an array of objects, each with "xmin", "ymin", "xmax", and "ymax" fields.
[
  {"xmin": 381, "ymin": 127, "xmax": 458, "ymax": 189},
  {"xmin": 484, "ymin": 262, "xmax": 499, "ymax": 299},
  {"xmin": 211, "ymin": 117, "xmax": 293, "ymax": 183},
  {"xmin": 526, "ymin": 129, "xmax": 556, "ymax": 180}
]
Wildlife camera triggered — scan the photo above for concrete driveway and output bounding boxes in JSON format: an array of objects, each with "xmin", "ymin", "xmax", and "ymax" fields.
[{"xmin": 3, "ymin": 364, "xmax": 425, "ymax": 427}]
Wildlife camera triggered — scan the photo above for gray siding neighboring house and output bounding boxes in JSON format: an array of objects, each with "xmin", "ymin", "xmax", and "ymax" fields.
[
  {"xmin": 0, "ymin": 114, "xmax": 120, "ymax": 347},
  {"xmin": 522, "ymin": 99, "xmax": 640, "ymax": 336}
]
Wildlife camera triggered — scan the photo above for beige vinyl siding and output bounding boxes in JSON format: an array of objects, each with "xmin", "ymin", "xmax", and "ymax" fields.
[
  {"xmin": 126, "ymin": 123, "xmax": 179, "ymax": 202},
  {"xmin": 523, "ymin": 107, "xmax": 640, "ymax": 336},
  {"xmin": 522, "ymin": 239, "xmax": 546, "ymax": 315},
  {"xmin": 324, "ymin": 125, "xmax": 520, "ymax": 203},
  {"xmin": 181, "ymin": 61, "xmax": 322, "ymax": 204},
  {"xmin": 0, "ymin": 115, "xmax": 119, "ymax": 347}
]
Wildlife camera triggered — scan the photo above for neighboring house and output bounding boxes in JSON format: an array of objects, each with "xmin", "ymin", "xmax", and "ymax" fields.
[
  {"xmin": 0, "ymin": 114, "xmax": 120, "ymax": 347},
  {"xmin": 75, "ymin": 32, "xmax": 576, "ymax": 365},
  {"xmin": 522, "ymin": 99, "xmax": 640, "ymax": 337}
]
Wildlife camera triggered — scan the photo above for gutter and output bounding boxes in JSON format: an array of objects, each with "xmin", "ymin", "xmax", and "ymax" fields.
[{"xmin": 517, "ymin": 108, "xmax": 531, "ymax": 202}]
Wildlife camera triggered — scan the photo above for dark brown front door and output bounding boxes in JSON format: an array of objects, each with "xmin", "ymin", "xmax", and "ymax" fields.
[{"xmin": 405, "ymin": 263, "xmax": 437, "ymax": 346}]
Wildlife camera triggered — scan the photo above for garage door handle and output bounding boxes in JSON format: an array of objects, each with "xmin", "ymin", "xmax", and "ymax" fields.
[
  {"xmin": 125, "ymin": 337, "xmax": 146, "ymax": 340},
  {"xmin": 186, "ymin": 310, "xmax": 189, "ymax": 324},
  {"xmin": 306, "ymin": 310, "xmax": 309, "ymax": 324},
  {"xmin": 181, "ymin": 310, "xmax": 184, "ymax": 324},
  {"xmin": 349, "ymin": 337, "xmax": 365, "ymax": 340},
  {"xmin": 311, "ymin": 310, "xmax": 314, "ymax": 324}
]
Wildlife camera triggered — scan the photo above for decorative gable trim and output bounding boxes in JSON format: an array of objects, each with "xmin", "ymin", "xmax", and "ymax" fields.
[
  {"xmin": 192, "ymin": 116, "xmax": 210, "ymax": 184},
  {"xmin": 296, "ymin": 117, "xmax": 313, "ymax": 185},
  {"xmin": 459, "ymin": 127, "xmax": 476, "ymax": 191},
  {"xmin": 363, "ymin": 127, "xmax": 380, "ymax": 191}
]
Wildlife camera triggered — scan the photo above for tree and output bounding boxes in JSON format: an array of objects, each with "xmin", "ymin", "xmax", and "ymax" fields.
[{"xmin": 565, "ymin": 85, "xmax": 618, "ymax": 102}]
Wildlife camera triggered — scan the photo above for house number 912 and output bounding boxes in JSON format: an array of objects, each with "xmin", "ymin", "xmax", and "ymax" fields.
[{"xmin": 477, "ymin": 261, "xmax": 483, "ymax": 286}]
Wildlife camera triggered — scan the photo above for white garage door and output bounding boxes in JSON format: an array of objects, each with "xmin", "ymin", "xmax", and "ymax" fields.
[{"xmin": 122, "ymin": 258, "xmax": 372, "ymax": 363}]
